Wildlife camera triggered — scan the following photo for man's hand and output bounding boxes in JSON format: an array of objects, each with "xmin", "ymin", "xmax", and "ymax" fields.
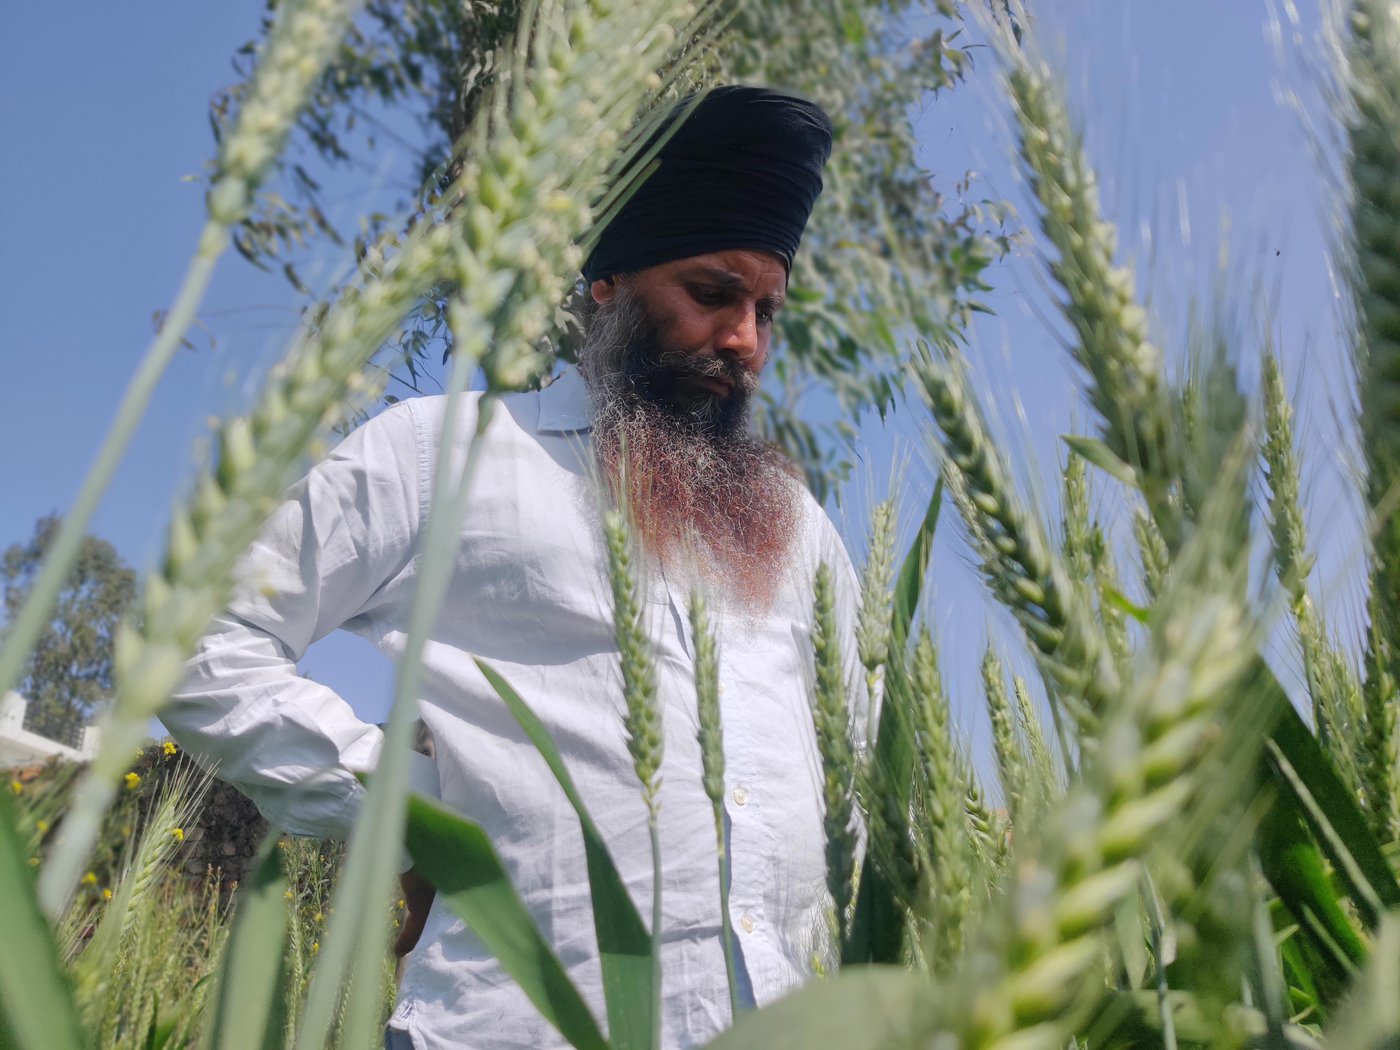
[{"xmin": 394, "ymin": 866, "xmax": 437, "ymax": 958}]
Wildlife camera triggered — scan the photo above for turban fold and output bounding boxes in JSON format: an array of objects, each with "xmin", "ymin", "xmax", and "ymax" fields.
[{"xmin": 582, "ymin": 86, "xmax": 833, "ymax": 282}]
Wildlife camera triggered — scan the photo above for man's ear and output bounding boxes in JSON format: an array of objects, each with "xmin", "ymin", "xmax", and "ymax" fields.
[{"xmin": 590, "ymin": 276, "xmax": 617, "ymax": 305}]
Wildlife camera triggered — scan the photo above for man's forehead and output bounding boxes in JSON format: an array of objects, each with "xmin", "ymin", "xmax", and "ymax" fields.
[{"xmin": 671, "ymin": 255, "xmax": 787, "ymax": 301}]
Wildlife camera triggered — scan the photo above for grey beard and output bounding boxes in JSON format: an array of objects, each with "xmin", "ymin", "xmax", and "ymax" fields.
[{"xmin": 578, "ymin": 288, "xmax": 801, "ymax": 609}]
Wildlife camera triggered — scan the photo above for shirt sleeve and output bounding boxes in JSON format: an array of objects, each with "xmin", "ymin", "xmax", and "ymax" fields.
[{"xmin": 161, "ymin": 398, "xmax": 440, "ymax": 848}]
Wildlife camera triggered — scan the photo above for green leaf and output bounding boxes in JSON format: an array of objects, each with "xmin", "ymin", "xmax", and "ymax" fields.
[
  {"xmin": 0, "ymin": 788, "xmax": 88, "ymax": 1050},
  {"xmin": 1101, "ymin": 584, "xmax": 1150, "ymax": 624},
  {"xmin": 1262, "ymin": 685, "xmax": 1400, "ymax": 925},
  {"xmin": 892, "ymin": 477, "xmax": 943, "ymax": 648},
  {"xmin": 844, "ymin": 480, "xmax": 942, "ymax": 965},
  {"xmin": 404, "ymin": 793, "xmax": 608, "ymax": 1050},
  {"xmin": 1257, "ymin": 802, "xmax": 1366, "ymax": 979},
  {"xmin": 1063, "ymin": 434, "xmax": 1138, "ymax": 487},
  {"xmin": 476, "ymin": 658, "xmax": 653, "ymax": 1050},
  {"xmin": 704, "ymin": 967, "xmax": 928, "ymax": 1049},
  {"xmin": 206, "ymin": 836, "xmax": 290, "ymax": 1050}
]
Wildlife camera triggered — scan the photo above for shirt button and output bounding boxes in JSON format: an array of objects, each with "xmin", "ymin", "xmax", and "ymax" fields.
[
  {"xmin": 740, "ymin": 914, "xmax": 756, "ymax": 933},
  {"xmin": 732, "ymin": 787, "xmax": 748, "ymax": 806}
]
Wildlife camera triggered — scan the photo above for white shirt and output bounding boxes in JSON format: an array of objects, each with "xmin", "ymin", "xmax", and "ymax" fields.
[{"xmin": 164, "ymin": 367, "xmax": 863, "ymax": 1050}]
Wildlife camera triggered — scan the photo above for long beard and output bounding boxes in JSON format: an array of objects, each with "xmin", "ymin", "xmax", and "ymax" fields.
[{"xmin": 580, "ymin": 290, "xmax": 801, "ymax": 610}]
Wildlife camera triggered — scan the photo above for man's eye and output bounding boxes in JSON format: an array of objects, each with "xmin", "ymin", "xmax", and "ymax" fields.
[{"xmin": 690, "ymin": 286, "xmax": 727, "ymax": 306}]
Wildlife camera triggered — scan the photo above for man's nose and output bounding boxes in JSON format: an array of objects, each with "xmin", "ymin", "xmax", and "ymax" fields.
[{"xmin": 714, "ymin": 305, "xmax": 764, "ymax": 372}]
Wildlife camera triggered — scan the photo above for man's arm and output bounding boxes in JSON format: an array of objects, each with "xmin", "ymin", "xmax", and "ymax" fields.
[{"xmin": 161, "ymin": 398, "xmax": 440, "ymax": 842}]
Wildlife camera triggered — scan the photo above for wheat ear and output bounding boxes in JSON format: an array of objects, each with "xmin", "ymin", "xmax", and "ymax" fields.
[
  {"xmin": 1002, "ymin": 40, "xmax": 1180, "ymax": 549},
  {"xmin": 1261, "ymin": 348, "xmax": 1367, "ymax": 795},
  {"xmin": 918, "ymin": 350, "xmax": 1119, "ymax": 742},
  {"xmin": 1013, "ymin": 675, "xmax": 1059, "ymax": 807},
  {"xmin": 1063, "ymin": 453, "xmax": 1131, "ymax": 674},
  {"xmin": 910, "ymin": 628, "xmax": 974, "ymax": 974},
  {"xmin": 982, "ymin": 646, "xmax": 1027, "ymax": 824},
  {"xmin": 812, "ymin": 563, "xmax": 859, "ymax": 947},
  {"xmin": 1350, "ymin": 0, "xmax": 1400, "ymax": 844},
  {"xmin": 857, "ymin": 500, "xmax": 898, "ymax": 706},
  {"xmin": 604, "ymin": 508, "xmax": 664, "ymax": 1043},
  {"xmin": 689, "ymin": 589, "xmax": 741, "ymax": 1019},
  {"xmin": 927, "ymin": 482, "xmax": 1261, "ymax": 1050}
]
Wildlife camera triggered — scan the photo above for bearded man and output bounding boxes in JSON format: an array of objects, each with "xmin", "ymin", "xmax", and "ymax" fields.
[{"xmin": 164, "ymin": 86, "xmax": 863, "ymax": 1050}]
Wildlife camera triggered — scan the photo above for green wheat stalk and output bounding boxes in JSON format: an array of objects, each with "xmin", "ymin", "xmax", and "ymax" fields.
[
  {"xmin": 922, "ymin": 466, "xmax": 1263, "ymax": 1050},
  {"xmin": 1134, "ymin": 509, "xmax": 1171, "ymax": 605},
  {"xmin": 39, "ymin": 0, "xmax": 714, "ymax": 918},
  {"xmin": 812, "ymin": 563, "xmax": 859, "ymax": 948},
  {"xmin": 857, "ymin": 499, "xmax": 898, "ymax": 710},
  {"xmin": 1063, "ymin": 453, "xmax": 1131, "ymax": 675},
  {"xmin": 605, "ymin": 508, "xmax": 664, "ymax": 1046},
  {"xmin": 689, "ymin": 588, "xmax": 742, "ymax": 1020},
  {"xmin": 909, "ymin": 627, "xmax": 974, "ymax": 975},
  {"xmin": 1261, "ymin": 348, "xmax": 1366, "ymax": 796},
  {"xmin": 1349, "ymin": 0, "xmax": 1400, "ymax": 844},
  {"xmin": 1013, "ymin": 675, "xmax": 1059, "ymax": 808},
  {"xmin": 964, "ymin": 772, "xmax": 1011, "ymax": 879},
  {"xmin": 304, "ymin": 8, "xmax": 724, "ymax": 1043},
  {"xmin": 0, "ymin": 0, "xmax": 362, "ymax": 709},
  {"xmin": 1001, "ymin": 34, "xmax": 1181, "ymax": 551},
  {"xmin": 982, "ymin": 645, "xmax": 1027, "ymax": 824},
  {"xmin": 917, "ymin": 349, "xmax": 1120, "ymax": 743}
]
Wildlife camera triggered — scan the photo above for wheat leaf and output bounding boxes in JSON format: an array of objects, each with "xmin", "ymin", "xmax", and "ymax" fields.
[
  {"xmin": 476, "ymin": 657, "xmax": 654, "ymax": 1050},
  {"xmin": 404, "ymin": 792, "xmax": 608, "ymax": 1050}
]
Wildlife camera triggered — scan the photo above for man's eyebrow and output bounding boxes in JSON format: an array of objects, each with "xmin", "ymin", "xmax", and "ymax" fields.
[{"xmin": 685, "ymin": 265, "xmax": 786, "ymax": 308}]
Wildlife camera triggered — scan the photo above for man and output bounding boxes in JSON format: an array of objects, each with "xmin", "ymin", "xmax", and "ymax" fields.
[{"xmin": 164, "ymin": 86, "xmax": 862, "ymax": 1049}]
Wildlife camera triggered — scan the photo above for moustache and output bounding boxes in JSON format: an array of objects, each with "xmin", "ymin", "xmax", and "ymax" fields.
[{"xmin": 648, "ymin": 349, "xmax": 757, "ymax": 398}]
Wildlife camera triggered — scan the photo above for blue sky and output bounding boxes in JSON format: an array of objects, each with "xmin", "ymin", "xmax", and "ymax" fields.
[{"xmin": 0, "ymin": 2, "xmax": 1356, "ymax": 758}]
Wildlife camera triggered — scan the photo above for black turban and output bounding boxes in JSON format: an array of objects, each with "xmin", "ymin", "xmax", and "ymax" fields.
[{"xmin": 581, "ymin": 86, "xmax": 833, "ymax": 283}]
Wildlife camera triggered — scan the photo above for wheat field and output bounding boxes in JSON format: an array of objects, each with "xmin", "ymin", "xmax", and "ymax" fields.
[{"xmin": 3, "ymin": 1, "xmax": 1400, "ymax": 1048}]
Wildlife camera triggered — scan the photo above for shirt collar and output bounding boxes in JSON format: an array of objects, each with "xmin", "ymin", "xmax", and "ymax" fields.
[{"xmin": 536, "ymin": 366, "xmax": 594, "ymax": 434}]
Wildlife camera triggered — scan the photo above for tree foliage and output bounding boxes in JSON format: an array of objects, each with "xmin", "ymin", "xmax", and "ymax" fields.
[
  {"xmin": 208, "ymin": 0, "xmax": 1012, "ymax": 497},
  {"xmin": 1, "ymin": 516, "xmax": 136, "ymax": 747}
]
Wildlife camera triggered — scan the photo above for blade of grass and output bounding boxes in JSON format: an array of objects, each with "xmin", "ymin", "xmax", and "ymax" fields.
[
  {"xmin": 205, "ymin": 838, "xmax": 290, "ymax": 1050},
  {"xmin": 403, "ymin": 793, "xmax": 608, "ymax": 1050},
  {"xmin": 476, "ymin": 658, "xmax": 653, "ymax": 1050},
  {"xmin": 0, "ymin": 787, "xmax": 88, "ymax": 1050}
]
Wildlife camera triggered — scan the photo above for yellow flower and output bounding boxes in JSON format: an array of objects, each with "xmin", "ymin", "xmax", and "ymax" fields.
[
  {"xmin": 35, "ymin": 819, "xmax": 49, "ymax": 833},
  {"xmin": 311, "ymin": 941, "xmax": 320, "ymax": 955},
  {"xmin": 27, "ymin": 857, "xmax": 39, "ymax": 868},
  {"xmin": 396, "ymin": 898, "xmax": 406, "ymax": 910},
  {"xmin": 312, "ymin": 911, "xmax": 323, "ymax": 923},
  {"xmin": 102, "ymin": 888, "xmax": 113, "ymax": 901},
  {"xmin": 284, "ymin": 889, "xmax": 295, "ymax": 901},
  {"xmin": 171, "ymin": 828, "xmax": 185, "ymax": 843},
  {"xmin": 7, "ymin": 780, "xmax": 21, "ymax": 795},
  {"xmin": 163, "ymin": 741, "xmax": 178, "ymax": 756},
  {"xmin": 81, "ymin": 872, "xmax": 97, "ymax": 886},
  {"xmin": 123, "ymin": 772, "xmax": 141, "ymax": 790}
]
